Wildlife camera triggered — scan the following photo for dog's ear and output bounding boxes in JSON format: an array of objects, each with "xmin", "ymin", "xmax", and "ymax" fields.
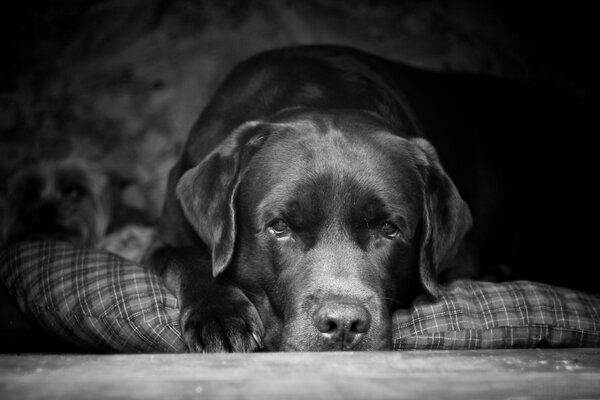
[
  {"xmin": 410, "ymin": 138, "xmax": 472, "ymax": 298},
  {"xmin": 176, "ymin": 121, "xmax": 268, "ymax": 277}
]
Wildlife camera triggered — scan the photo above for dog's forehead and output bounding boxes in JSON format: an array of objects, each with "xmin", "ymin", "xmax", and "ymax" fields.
[
  {"xmin": 243, "ymin": 115, "xmax": 422, "ymax": 218},
  {"xmin": 257, "ymin": 116, "xmax": 417, "ymax": 180}
]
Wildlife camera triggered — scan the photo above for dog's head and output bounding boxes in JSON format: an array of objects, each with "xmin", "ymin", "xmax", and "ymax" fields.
[
  {"xmin": 177, "ymin": 109, "xmax": 471, "ymax": 350},
  {"xmin": 2, "ymin": 158, "xmax": 116, "ymax": 247}
]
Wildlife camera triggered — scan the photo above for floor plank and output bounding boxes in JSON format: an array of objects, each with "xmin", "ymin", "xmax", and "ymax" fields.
[{"xmin": 1, "ymin": 349, "xmax": 600, "ymax": 399}]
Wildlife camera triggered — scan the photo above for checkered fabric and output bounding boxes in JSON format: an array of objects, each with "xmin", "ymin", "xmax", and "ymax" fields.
[
  {"xmin": 394, "ymin": 279, "xmax": 600, "ymax": 350},
  {"xmin": 0, "ymin": 241, "xmax": 186, "ymax": 353},
  {"xmin": 1, "ymin": 242, "xmax": 599, "ymax": 352}
]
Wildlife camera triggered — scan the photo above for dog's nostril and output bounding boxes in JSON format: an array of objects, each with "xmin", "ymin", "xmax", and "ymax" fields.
[
  {"xmin": 350, "ymin": 319, "xmax": 369, "ymax": 334},
  {"xmin": 316, "ymin": 319, "xmax": 337, "ymax": 334},
  {"xmin": 313, "ymin": 303, "xmax": 371, "ymax": 343}
]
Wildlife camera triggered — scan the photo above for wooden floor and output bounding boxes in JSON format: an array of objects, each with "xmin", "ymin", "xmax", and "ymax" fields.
[{"xmin": 1, "ymin": 349, "xmax": 600, "ymax": 399}]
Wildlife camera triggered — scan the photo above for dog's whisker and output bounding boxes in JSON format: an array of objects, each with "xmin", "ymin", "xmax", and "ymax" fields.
[{"xmin": 375, "ymin": 296, "xmax": 406, "ymax": 308}]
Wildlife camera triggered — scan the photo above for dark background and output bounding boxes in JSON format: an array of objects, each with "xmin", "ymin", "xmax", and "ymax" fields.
[
  {"xmin": 0, "ymin": 0, "xmax": 599, "ymax": 353},
  {"xmin": 1, "ymin": 0, "xmax": 598, "ymax": 218}
]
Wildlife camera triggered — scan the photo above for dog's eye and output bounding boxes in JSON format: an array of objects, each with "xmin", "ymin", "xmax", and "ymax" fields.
[
  {"xmin": 62, "ymin": 186, "xmax": 86, "ymax": 199},
  {"xmin": 66, "ymin": 188, "xmax": 81, "ymax": 199},
  {"xmin": 380, "ymin": 221, "xmax": 399, "ymax": 239},
  {"xmin": 269, "ymin": 219, "xmax": 291, "ymax": 238}
]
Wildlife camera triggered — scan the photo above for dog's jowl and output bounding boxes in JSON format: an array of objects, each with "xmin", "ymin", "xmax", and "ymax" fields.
[{"xmin": 145, "ymin": 45, "xmax": 595, "ymax": 352}]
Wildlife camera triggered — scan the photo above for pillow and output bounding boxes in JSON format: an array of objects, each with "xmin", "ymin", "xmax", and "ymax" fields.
[
  {"xmin": 394, "ymin": 279, "xmax": 600, "ymax": 350},
  {"xmin": 1, "ymin": 241, "xmax": 598, "ymax": 352},
  {"xmin": 0, "ymin": 241, "xmax": 186, "ymax": 353}
]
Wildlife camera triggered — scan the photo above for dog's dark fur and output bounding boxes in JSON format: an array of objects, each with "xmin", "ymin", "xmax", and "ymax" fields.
[{"xmin": 146, "ymin": 45, "xmax": 596, "ymax": 352}]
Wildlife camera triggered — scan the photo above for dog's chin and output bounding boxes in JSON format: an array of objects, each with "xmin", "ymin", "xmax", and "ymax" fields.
[
  {"xmin": 277, "ymin": 319, "xmax": 393, "ymax": 352},
  {"xmin": 278, "ymin": 333, "xmax": 392, "ymax": 352}
]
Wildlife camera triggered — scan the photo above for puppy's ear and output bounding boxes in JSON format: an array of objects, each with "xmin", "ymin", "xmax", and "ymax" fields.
[
  {"xmin": 410, "ymin": 138, "xmax": 472, "ymax": 298},
  {"xmin": 176, "ymin": 121, "xmax": 268, "ymax": 277}
]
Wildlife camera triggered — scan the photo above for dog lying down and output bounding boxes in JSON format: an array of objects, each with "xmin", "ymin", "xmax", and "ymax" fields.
[{"xmin": 145, "ymin": 45, "xmax": 596, "ymax": 352}]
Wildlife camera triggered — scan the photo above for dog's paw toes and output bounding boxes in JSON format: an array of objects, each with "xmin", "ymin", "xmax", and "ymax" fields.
[
  {"xmin": 180, "ymin": 302, "xmax": 264, "ymax": 353},
  {"xmin": 205, "ymin": 319, "xmax": 260, "ymax": 353}
]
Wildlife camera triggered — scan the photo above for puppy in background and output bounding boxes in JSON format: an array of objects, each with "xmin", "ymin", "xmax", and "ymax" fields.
[
  {"xmin": 2, "ymin": 158, "xmax": 114, "ymax": 247},
  {"xmin": 1, "ymin": 157, "xmax": 154, "ymax": 263}
]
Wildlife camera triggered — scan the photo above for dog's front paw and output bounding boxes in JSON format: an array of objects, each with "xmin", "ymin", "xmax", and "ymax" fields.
[{"xmin": 180, "ymin": 286, "xmax": 264, "ymax": 353}]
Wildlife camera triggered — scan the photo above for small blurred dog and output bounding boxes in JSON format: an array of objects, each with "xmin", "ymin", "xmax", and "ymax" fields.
[
  {"xmin": 2, "ymin": 158, "xmax": 114, "ymax": 247},
  {"xmin": 1, "ymin": 157, "xmax": 154, "ymax": 262}
]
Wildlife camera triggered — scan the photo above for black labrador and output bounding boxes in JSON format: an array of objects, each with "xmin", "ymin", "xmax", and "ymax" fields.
[{"xmin": 145, "ymin": 45, "xmax": 596, "ymax": 352}]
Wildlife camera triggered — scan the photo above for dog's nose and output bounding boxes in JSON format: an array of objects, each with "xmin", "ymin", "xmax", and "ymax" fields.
[
  {"xmin": 313, "ymin": 302, "xmax": 371, "ymax": 348},
  {"xmin": 36, "ymin": 202, "xmax": 60, "ymax": 224}
]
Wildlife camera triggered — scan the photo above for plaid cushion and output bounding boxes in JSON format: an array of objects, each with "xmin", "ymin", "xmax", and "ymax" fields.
[
  {"xmin": 1, "ymin": 241, "xmax": 599, "ymax": 352},
  {"xmin": 394, "ymin": 280, "xmax": 600, "ymax": 350},
  {"xmin": 0, "ymin": 241, "xmax": 185, "ymax": 353}
]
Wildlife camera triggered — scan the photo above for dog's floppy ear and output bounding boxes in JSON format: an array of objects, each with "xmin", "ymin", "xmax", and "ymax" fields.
[
  {"xmin": 410, "ymin": 138, "xmax": 472, "ymax": 298},
  {"xmin": 176, "ymin": 121, "xmax": 268, "ymax": 277}
]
